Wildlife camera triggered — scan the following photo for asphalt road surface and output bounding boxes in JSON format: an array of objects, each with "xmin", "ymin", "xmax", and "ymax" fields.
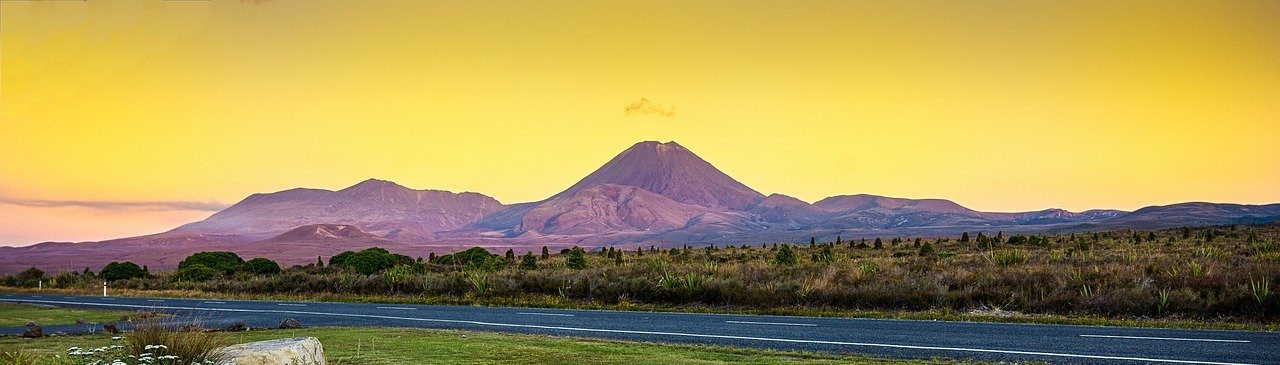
[{"xmin": 2, "ymin": 293, "xmax": 1276, "ymax": 365}]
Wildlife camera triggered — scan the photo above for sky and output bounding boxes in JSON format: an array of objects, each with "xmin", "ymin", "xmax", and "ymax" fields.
[{"xmin": 1, "ymin": 0, "xmax": 1277, "ymax": 246}]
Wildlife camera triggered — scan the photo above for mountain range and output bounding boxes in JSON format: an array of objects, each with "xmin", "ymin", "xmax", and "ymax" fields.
[{"xmin": 4, "ymin": 141, "xmax": 1279, "ymax": 273}]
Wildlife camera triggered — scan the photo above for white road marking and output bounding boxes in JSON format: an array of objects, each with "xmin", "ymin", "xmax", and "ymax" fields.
[
  {"xmin": 518, "ymin": 312, "xmax": 575, "ymax": 317},
  {"xmin": 1081, "ymin": 334, "xmax": 1250, "ymax": 343},
  {"xmin": 277, "ymin": 303, "xmax": 306, "ymax": 307},
  {"xmin": 726, "ymin": 320, "xmax": 816, "ymax": 327},
  {"xmin": 147, "ymin": 299, "xmax": 164, "ymax": 302},
  {"xmin": 203, "ymin": 301, "xmax": 226, "ymax": 304},
  {"xmin": 100, "ymin": 298, "xmax": 115, "ymax": 301},
  {"xmin": 377, "ymin": 306, "xmax": 416, "ymax": 310},
  {"xmin": 0, "ymin": 298, "xmax": 1257, "ymax": 365}
]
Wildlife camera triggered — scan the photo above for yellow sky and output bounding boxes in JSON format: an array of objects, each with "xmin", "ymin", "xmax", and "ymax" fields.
[{"xmin": 1, "ymin": 0, "xmax": 1278, "ymax": 245}]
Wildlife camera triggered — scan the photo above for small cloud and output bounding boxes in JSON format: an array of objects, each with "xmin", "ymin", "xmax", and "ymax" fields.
[
  {"xmin": 624, "ymin": 98, "xmax": 676, "ymax": 118},
  {"xmin": 0, "ymin": 196, "xmax": 227, "ymax": 212}
]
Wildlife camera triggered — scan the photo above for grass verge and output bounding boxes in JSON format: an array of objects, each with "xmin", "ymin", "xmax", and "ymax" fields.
[
  {"xmin": 0, "ymin": 302, "xmax": 130, "ymax": 327},
  {"xmin": 1, "ymin": 326, "xmax": 1003, "ymax": 365}
]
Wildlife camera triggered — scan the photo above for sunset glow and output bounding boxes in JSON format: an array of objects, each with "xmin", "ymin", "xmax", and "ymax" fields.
[{"xmin": 2, "ymin": 0, "xmax": 1277, "ymax": 245}]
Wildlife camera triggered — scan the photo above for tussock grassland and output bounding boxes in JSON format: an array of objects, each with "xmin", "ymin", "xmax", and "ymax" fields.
[{"xmin": 5, "ymin": 224, "xmax": 1278, "ymax": 330}]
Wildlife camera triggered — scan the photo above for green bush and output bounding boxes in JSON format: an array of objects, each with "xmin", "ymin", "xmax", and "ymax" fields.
[
  {"xmin": 566, "ymin": 247, "xmax": 587, "ymax": 270},
  {"xmin": 174, "ymin": 263, "xmax": 220, "ymax": 282},
  {"xmin": 101, "ymin": 261, "xmax": 146, "ymax": 282},
  {"xmin": 435, "ymin": 247, "xmax": 504, "ymax": 271},
  {"xmin": 243, "ymin": 258, "xmax": 281, "ymax": 275},
  {"xmin": 774, "ymin": 244, "xmax": 797, "ymax": 266},
  {"xmin": 519, "ymin": 252, "xmax": 537, "ymax": 270},
  {"xmin": 331, "ymin": 247, "xmax": 411, "ymax": 275},
  {"xmin": 178, "ymin": 252, "xmax": 245, "ymax": 275}
]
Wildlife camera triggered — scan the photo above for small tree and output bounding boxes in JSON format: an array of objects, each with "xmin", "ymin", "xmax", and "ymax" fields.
[
  {"xmin": 317, "ymin": 256, "xmax": 325, "ymax": 268},
  {"xmin": 541, "ymin": 246, "xmax": 550, "ymax": 260},
  {"xmin": 566, "ymin": 247, "xmax": 588, "ymax": 270},
  {"xmin": 873, "ymin": 238, "xmax": 884, "ymax": 250},
  {"xmin": 960, "ymin": 232, "xmax": 970, "ymax": 243},
  {"xmin": 243, "ymin": 258, "xmax": 281, "ymax": 275},
  {"xmin": 918, "ymin": 242, "xmax": 935, "ymax": 256},
  {"xmin": 505, "ymin": 249, "xmax": 516, "ymax": 262},
  {"xmin": 173, "ymin": 264, "xmax": 219, "ymax": 282},
  {"xmin": 774, "ymin": 244, "xmax": 797, "ymax": 266},
  {"xmin": 178, "ymin": 252, "xmax": 245, "ymax": 275},
  {"xmin": 519, "ymin": 252, "xmax": 537, "ymax": 270},
  {"xmin": 101, "ymin": 262, "xmax": 145, "ymax": 282}
]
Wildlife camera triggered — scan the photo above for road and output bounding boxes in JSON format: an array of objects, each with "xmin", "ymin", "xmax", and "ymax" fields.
[{"xmin": 2, "ymin": 293, "xmax": 1276, "ymax": 365}]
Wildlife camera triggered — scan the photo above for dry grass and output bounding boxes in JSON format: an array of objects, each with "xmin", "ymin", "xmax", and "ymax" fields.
[{"xmin": 5, "ymin": 223, "xmax": 1278, "ymax": 329}]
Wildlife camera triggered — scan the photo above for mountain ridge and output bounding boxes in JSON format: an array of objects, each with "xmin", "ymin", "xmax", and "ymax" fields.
[{"xmin": 3, "ymin": 140, "xmax": 1278, "ymax": 273}]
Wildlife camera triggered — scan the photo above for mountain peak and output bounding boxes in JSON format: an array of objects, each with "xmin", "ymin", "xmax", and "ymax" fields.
[
  {"xmin": 341, "ymin": 178, "xmax": 405, "ymax": 191},
  {"xmin": 553, "ymin": 141, "xmax": 764, "ymax": 210}
]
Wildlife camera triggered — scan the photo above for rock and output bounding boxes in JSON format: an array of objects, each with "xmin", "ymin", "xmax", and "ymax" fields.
[
  {"xmin": 22, "ymin": 324, "xmax": 42, "ymax": 338},
  {"xmin": 215, "ymin": 337, "xmax": 326, "ymax": 365},
  {"xmin": 279, "ymin": 318, "xmax": 301, "ymax": 329},
  {"xmin": 103, "ymin": 323, "xmax": 119, "ymax": 334},
  {"xmin": 223, "ymin": 321, "xmax": 248, "ymax": 332},
  {"xmin": 75, "ymin": 318, "xmax": 86, "ymax": 324},
  {"xmin": 25, "ymin": 321, "xmax": 35, "ymax": 327}
]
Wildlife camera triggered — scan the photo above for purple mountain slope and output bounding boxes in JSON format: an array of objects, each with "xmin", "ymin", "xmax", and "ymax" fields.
[{"xmin": 3, "ymin": 140, "xmax": 1278, "ymax": 273}]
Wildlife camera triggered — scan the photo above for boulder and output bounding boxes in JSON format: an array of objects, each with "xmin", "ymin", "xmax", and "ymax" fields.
[
  {"xmin": 75, "ymin": 317, "xmax": 86, "ymax": 325},
  {"xmin": 215, "ymin": 337, "xmax": 325, "ymax": 365},
  {"xmin": 279, "ymin": 318, "xmax": 302, "ymax": 329},
  {"xmin": 103, "ymin": 323, "xmax": 119, "ymax": 334},
  {"xmin": 22, "ymin": 324, "xmax": 42, "ymax": 338}
]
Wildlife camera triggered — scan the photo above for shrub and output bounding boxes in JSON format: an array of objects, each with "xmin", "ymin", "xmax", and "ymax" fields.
[
  {"xmin": 332, "ymin": 247, "xmax": 411, "ymax": 275},
  {"xmin": 178, "ymin": 252, "xmax": 244, "ymax": 275},
  {"xmin": 243, "ymin": 258, "xmax": 281, "ymax": 275},
  {"xmin": 566, "ymin": 247, "xmax": 587, "ymax": 270},
  {"xmin": 435, "ymin": 247, "xmax": 504, "ymax": 271},
  {"xmin": 918, "ymin": 242, "xmax": 935, "ymax": 256},
  {"xmin": 989, "ymin": 249, "xmax": 1027, "ymax": 266},
  {"xmin": 774, "ymin": 244, "xmax": 797, "ymax": 266},
  {"xmin": 101, "ymin": 261, "xmax": 146, "ymax": 282},
  {"xmin": 519, "ymin": 252, "xmax": 538, "ymax": 270},
  {"xmin": 174, "ymin": 263, "xmax": 220, "ymax": 282}
]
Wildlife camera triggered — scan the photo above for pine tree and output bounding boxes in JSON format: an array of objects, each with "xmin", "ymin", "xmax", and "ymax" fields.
[
  {"xmin": 636, "ymin": 246, "xmax": 643, "ymax": 256},
  {"xmin": 428, "ymin": 252, "xmax": 436, "ymax": 262},
  {"xmin": 960, "ymin": 232, "xmax": 970, "ymax": 243},
  {"xmin": 1147, "ymin": 232, "xmax": 1157, "ymax": 242},
  {"xmin": 836, "ymin": 236, "xmax": 842, "ymax": 245},
  {"xmin": 1182, "ymin": 226, "xmax": 1192, "ymax": 239},
  {"xmin": 873, "ymin": 238, "xmax": 884, "ymax": 249},
  {"xmin": 317, "ymin": 256, "xmax": 324, "ymax": 268},
  {"xmin": 810, "ymin": 237, "xmax": 817, "ymax": 245},
  {"xmin": 505, "ymin": 249, "xmax": 516, "ymax": 261}
]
